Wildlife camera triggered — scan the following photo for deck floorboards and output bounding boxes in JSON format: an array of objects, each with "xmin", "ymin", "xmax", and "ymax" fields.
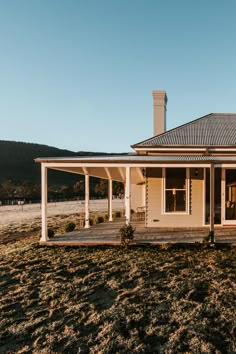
[{"xmin": 40, "ymin": 217, "xmax": 236, "ymax": 246}]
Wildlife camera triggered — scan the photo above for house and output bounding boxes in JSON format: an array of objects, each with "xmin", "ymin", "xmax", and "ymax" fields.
[{"xmin": 36, "ymin": 91, "xmax": 236, "ymax": 243}]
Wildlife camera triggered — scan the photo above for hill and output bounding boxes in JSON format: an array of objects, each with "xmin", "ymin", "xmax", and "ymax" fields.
[{"xmin": 0, "ymin": 140, "xmax": 123, "ymax": 186}]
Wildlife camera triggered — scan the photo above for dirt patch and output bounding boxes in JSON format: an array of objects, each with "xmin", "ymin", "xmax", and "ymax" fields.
[{"xmin": 0, "ymin": 238, "xmax": 236, "ymax": 353}]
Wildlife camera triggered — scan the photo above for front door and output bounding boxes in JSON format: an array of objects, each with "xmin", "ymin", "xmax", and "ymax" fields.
[{"xmin": 222, "ymin": 169, "xmax": 236, "ymax": 224}]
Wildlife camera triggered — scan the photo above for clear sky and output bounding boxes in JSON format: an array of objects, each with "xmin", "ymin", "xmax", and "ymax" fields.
[{"xmin": 1, "ymin": 0, "xmax": 236, "ymax": 153}]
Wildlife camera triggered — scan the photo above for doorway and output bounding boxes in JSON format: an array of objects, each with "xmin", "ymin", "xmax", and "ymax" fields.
[{"xmin": 223, "ymin": 169, "xmax": 236, "ymax": 224}]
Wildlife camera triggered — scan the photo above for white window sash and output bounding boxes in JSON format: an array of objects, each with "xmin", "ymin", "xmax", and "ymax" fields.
[{"xmin": 163, "ymin": 167, "xmax": 190, "ymax": 214}]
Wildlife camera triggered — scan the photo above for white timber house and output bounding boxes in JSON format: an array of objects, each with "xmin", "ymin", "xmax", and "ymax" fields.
[{"xmin": 36, "ymin": 90, "xmax": 236, "ymax": 243}]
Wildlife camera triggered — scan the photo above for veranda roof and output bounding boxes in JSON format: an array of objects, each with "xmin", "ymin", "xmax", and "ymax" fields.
[
  {"xmin": 35, "ymin": 154, "xmax": 236, "ymax": 183},
  {"xmin": 36, "ymin": 154, "xmax": 236, "ymax": 164}
]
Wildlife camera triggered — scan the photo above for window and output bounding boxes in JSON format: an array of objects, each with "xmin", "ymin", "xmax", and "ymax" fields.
[{"xmin": 164, "ymin": 168, "xmax": 188, "ymax": 213}]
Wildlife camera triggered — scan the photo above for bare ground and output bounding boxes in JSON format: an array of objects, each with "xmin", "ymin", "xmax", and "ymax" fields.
[{"xmin": 0, "ymin": 234, "xmax": 236, "ymax": 353}]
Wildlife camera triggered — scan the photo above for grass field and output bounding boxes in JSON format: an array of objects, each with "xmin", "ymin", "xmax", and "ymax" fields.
[{"xmin": 0, "ymin": 234, "xmax": 236, "ymax": 353}]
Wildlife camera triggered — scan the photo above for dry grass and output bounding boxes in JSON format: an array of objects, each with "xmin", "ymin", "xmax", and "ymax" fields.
[
  {"xmin": 0, "ymin": 233, "xmax": 236, "ymax": 353},
  {"xmin": 0, "ymin": 212, "xmax": 108, "ymax": 245},
  {"xmin": 0, "ymin": 199, "xmax": 124, "ymax": 244}
]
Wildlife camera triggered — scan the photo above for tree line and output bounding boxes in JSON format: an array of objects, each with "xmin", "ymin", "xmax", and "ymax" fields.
[{"xmin": 0, "ymin": 178, "xmax": 124, "ymax": 204}]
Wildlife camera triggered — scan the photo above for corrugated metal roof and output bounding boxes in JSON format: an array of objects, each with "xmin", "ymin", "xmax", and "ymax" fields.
[
  {"xmin": 35, "ymin": 155, "xmax": 236, "ymax": 164},
  {"xmin": 133, "ymin": 113, "xmax": 236, "ymax": 147}
]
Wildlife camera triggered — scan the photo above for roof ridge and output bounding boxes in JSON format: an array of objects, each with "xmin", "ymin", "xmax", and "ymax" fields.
[{"xmin": 210, "ymin": 113, "xmax": 236, "ymax": 115}]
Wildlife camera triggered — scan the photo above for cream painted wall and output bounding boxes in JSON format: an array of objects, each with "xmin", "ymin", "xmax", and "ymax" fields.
[
  {"xmin": 147, "ymin": 168, "xmax": 204, "ymax": 227},
  {"xmin": 131, "ymin": 183, "xmax": 145, "ymax": 211}
]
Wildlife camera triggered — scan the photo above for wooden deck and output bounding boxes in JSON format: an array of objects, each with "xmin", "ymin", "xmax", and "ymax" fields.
[{"xmin": 40, "ymin": 217, "xmax": 236, "ymax": 246}]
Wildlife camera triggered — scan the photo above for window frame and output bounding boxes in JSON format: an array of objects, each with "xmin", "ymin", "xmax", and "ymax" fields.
[{"xmin": 162, "ymin": 167, "xmax": 190, "ymax": 214}]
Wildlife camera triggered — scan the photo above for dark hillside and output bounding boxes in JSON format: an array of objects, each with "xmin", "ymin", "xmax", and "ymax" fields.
[
  {"xmin": 0, "ymin": 140, "xmax": 126, "ymax": 187},
  {"xmin": 0, "ymin": 140, "xmax": 83, "ymax": 185}
]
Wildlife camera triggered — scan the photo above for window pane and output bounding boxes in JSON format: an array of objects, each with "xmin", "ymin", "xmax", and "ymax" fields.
[
  {"xmin": 166, "ymin": 168, "xmax": 186, "ymax": 189},
  {"xmin": 165, "ymin": 190, "xmax": 186, "ymax": 212},
  {"xmin": 176, "ymin": 190, "xmax": 186, "ymax": 211}
]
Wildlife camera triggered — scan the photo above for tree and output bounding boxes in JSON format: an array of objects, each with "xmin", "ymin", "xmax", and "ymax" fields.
[
  {"xmin": 113, "ymin": 181, "xmax": 124, "ymax": 197},
  {"xmin": 94, "ymin": 179, "xmax": 108, "ymax": 198},
  {"xmin": 73, "ymin": 179, "xmax": 85, "ymax": 198},
  {"xmin": 1, "ymin": 180, "xmax": 15, "ymax": 199}
]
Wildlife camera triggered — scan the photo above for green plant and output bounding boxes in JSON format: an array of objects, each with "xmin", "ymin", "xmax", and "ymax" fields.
[
  {"xmin": 115, "ymin": 211, "xmax": 121, "ymax": 218},
  {"xmin": 93, "ymin": 214, "xmax": 105, "ymax": 224},
  {"xmin": 202, "ymin": 231, "xmax": 215, "ymax": 244},
  {"xmin": 159, "ymin": 243, "xmax": 173, "ymax": 251},
  {"xmin": 96, "ymin": 216, "xmax": 104, "ymax": 224},
  {"xmin": 118, "ymin": 223, "xmax": 135, "ymax": 246},
  {"xmin": 202, "ymin": 233, "xmax": 210, "ymax": 243},
  {"xmin": 65, "ymin": 222, "xmax": 76, "ymax": 233},
  {"xmin": 209, "ymin": 231, "xmax": 215, "ymax": 243},
  {"xmin": 48, "ymin": 228, "xmax": 55, "ymax": 238}
]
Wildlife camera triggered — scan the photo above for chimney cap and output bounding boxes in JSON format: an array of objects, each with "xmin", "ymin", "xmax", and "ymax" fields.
[{"xmin": 152, "ymin": 90, "xmax": 168, "ymax": 104}]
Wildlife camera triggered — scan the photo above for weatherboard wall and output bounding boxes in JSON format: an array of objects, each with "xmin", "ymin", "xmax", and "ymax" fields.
[
  {"xmin": 146, "ymin": 168, "xmax": 204, "ymax": 227},
  {"xmin": 131, "ymin": 184, "xmax": 145, "ymax": 211}
]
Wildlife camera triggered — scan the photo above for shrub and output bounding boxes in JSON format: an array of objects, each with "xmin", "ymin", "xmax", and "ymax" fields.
[
  {"xmin": 159, "ymin": 243, "xmax": 173, "ymax": 251},
  {"xmin": 96, "ymin": 216, "xmax": 104, "ymax": 224},
  {"xmin": 48, "ymin": 228, "xmax": 55, "ymax": 238},
  {"xmin": 104, "ymin": 213, "xmax": 109, "ymax": 221},
  {"xmin": 202, "ymin": 234, "xmax": 210, "ymax": 244},
  {"xmin": 115, "ymin": 211, "xmax": 121, "ymax": 218},
  {"xmin": 94, "ymin": 214, "xmax": 105, "ymax": 224},
  {"xmin": 202, "ymin": 232, "xmax": 215, "ymax": 244},
  {"xmin": 118, "ymin": 223, "xmax": 135, "ymax": 246},
  {"xmin": 65, "ymin": 222, "xmax": 76, "ymax": 233},
  {"xmin": 92, "ymin": 215, "xmax": 98, "ymax": 224}
]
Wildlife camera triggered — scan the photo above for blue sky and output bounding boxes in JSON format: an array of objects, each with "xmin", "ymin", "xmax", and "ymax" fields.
[{"xmin": 0, "ymin": 0, "xmax": 236, "ymax": 153}]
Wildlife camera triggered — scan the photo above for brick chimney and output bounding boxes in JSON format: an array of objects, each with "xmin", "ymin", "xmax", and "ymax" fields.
[{"xmin": 152, "ymin": 90, "xmax": 168, "ymax": 136}]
